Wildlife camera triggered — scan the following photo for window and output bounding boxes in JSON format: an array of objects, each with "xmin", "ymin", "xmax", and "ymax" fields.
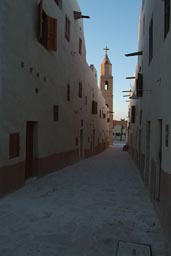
[
  {"xmin": 39, "ymin": 2, "xmax": 57, "ymax": 51},
  {"xmin": 164, "ymin": 0, "xmax": 170, "ymax": 38},
  {"xmin": 103, "ymin": 113, "xmax": 106, "ymax": 119},
  {"xmin": 136, "ymin": 73, "xmax": 143, "ymax": 97},
  {"xmin": 9, "ymin": 133, "xmax": 20, "ymax": 159},
  {"xmin": 65, "ymin": 17, "xmax": 70, "ymax": 42},
  {"xmin": 53, "ymin": 105, "xmax": 59, "ymax": 121},
  {"xmin": 78, "ymin": 82, "xmax": 82, "ymax": 98},
  {"xmin": 104, "ymin": 81, "xmax": 109, "ymax": 91},
  {"xmin": 131, "ymin": 106, "xmax": 136, "ymax": 123},
  {"xmin": 165, "ymin": 125, "xmax": 169, "ymax": 147},
  {"xmin": 92, "ymin": 101, "xmax": 97, "ymax": 114},
  {"xmin": 79, "ymin": 38, "xmax": 82, "ymax": 55},
  {"xmin": 107, "ymin": 118, "xmax": 110, "ymax": 123},
  {"xmin": 54, "ymin": 0, "xmax": 62, "ymax": 9},
  {"xmin": 67, "ymin": 84, "xmax": 70, "ymax": 101},
  {"xmin": 149, "ymin": 18, "xmax": 153, "ymax": 64}
]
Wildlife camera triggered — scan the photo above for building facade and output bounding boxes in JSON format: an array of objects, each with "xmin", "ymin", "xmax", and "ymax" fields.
[
  {"xmin": 128, "ymin": 0, "xmax": 171, "ymax": 252},
  {"xmin": 0, "ymin": 0, "xmax": 109, "ymax": 196}
]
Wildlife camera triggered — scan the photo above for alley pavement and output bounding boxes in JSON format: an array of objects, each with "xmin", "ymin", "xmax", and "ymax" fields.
[{"xmin": 0, "ymin": 146, "xmax": 167, "ymax": 255}]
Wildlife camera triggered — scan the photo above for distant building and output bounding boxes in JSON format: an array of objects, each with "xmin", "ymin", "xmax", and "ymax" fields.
[
  {"xmin": 0, "ymin": 0, "xmax": 109, "ymax": 196},
  {"xmin": 113, "ymin": 120, "xmax": 127, "ymax": 142},
  {"xmin": 128, "ymin": 0, "xmax": 171, "ymax": 253},
  {"xmin": 100, "ymin": 49, "xmax": 114, "ymax": 144}
]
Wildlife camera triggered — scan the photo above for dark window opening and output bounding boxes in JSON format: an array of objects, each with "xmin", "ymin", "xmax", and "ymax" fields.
[
  {"xmin": 149, "ymin": 17, "xmax": 153, "ymax": 64},
  {"xmin": 78, "ymin": 82, "xmax": 82, "ymax": 98},
  {"xmin": 67, "ymin": 84, "xmax": 70, "ymax": 101},
  {"xmin": 9, "ymin": 133, "xmax": 20, "ymax": 159},
  {"xmin": 53, "ymin": 105, "xmax": 59, "ymax": 121},
  {"xmin": 54, "ymin": 0, "xmax": 62, "ymax": 9},
  {"xmin": 164, "ymin": 0, "xmax": 170, "ymax": 38},
  {"xmin": 136, "ymin": 73, "xmax": 143, "ymax": 97},
  {"xmin": 79, "ymin": 38, "xmax": 82, "ymax": 55},
  {"xmin": 92, "ymin": 101, "xmax": 97, "ymax": 114}
]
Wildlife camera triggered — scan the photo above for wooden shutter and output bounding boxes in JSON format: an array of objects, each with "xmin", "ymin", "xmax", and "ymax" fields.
[
  {"xmin": 38, "ymin": 0, "xmax": 43, "ymax": 40},
  {"xmin": 47, "ymin": 17, "xmax": 57, "ymax": 51},
  {"xmin": 41, "ymin": 11, "xmax": 48, "ymax": 48}
]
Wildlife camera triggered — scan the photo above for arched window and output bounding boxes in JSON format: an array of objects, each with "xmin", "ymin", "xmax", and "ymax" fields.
[
  {"xmin": 164, "ymin": 0, "xmax": 170, "ymax": 38},
  {"xmin": 106, "ymin": 104, "xmax": 109, "ymax": 108},
  {"xmin": 104, "ymin": 81, "xmax": 109, "ymax": 91}
]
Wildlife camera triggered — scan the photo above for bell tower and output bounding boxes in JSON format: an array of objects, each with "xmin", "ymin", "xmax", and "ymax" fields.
[{"xmin": 100, "ymin": 47, "xmax": 113, "ymax": 144}]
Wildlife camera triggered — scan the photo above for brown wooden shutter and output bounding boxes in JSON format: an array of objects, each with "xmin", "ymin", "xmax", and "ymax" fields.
[
  {"xmin": 41, "ymin": 11, "xmax": 48, "ymax": 48},
  {"xmin": 47, "ymin": 17, "xmax": 57, "ymax": 51},
  {"xmin": 39, "ymin": 0, "xmax": 43, "ymax": 40}
]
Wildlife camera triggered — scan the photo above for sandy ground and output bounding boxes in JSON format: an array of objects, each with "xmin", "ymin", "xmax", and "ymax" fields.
[{"xmin": 0, "ymin": 146, "xmax": 167, "ymax": 256}]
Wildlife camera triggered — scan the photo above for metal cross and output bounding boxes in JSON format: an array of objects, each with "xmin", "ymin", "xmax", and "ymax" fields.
[{"xmin": 104, "ymin": 46, "xmax": 109, "ymax": 55}]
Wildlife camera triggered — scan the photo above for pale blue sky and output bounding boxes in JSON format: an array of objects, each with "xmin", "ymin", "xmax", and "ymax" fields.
[{"xmin": 77, "ymin": 0, "xmax": 142, "ymax": 120}]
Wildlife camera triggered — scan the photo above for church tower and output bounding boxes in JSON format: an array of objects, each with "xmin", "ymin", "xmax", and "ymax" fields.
[{"xmin": 100, "ymin": 47, "xmax": 113, "ymax": 144}]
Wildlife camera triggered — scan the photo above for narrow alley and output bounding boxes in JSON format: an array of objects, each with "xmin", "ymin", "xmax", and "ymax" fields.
[{"xmin": 0, "ymin": 146, "xmax": 167, "ymax": 256}]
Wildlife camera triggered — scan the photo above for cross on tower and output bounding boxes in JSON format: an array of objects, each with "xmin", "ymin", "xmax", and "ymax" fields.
[{"xmin": 104, "ymin": 46, "xmax": 109, "ymax": 55}]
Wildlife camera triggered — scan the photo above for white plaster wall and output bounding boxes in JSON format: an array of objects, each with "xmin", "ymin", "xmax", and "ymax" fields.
[
  {"xmin": 129, "ymin": 0, "xmax": 171, "ymax": 173},
  {"xmin": 0, "ymin": 0, "xmax": 109, "ymax": 167}
]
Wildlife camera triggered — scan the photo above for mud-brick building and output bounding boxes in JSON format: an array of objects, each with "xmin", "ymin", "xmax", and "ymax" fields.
[
  {"xmin": 0, "ymin": 0, "xmax": 110, "ymax": 196},
  {"xmin": 127, "ymin": 0, "xmax": 171, "ymax": 253}
]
